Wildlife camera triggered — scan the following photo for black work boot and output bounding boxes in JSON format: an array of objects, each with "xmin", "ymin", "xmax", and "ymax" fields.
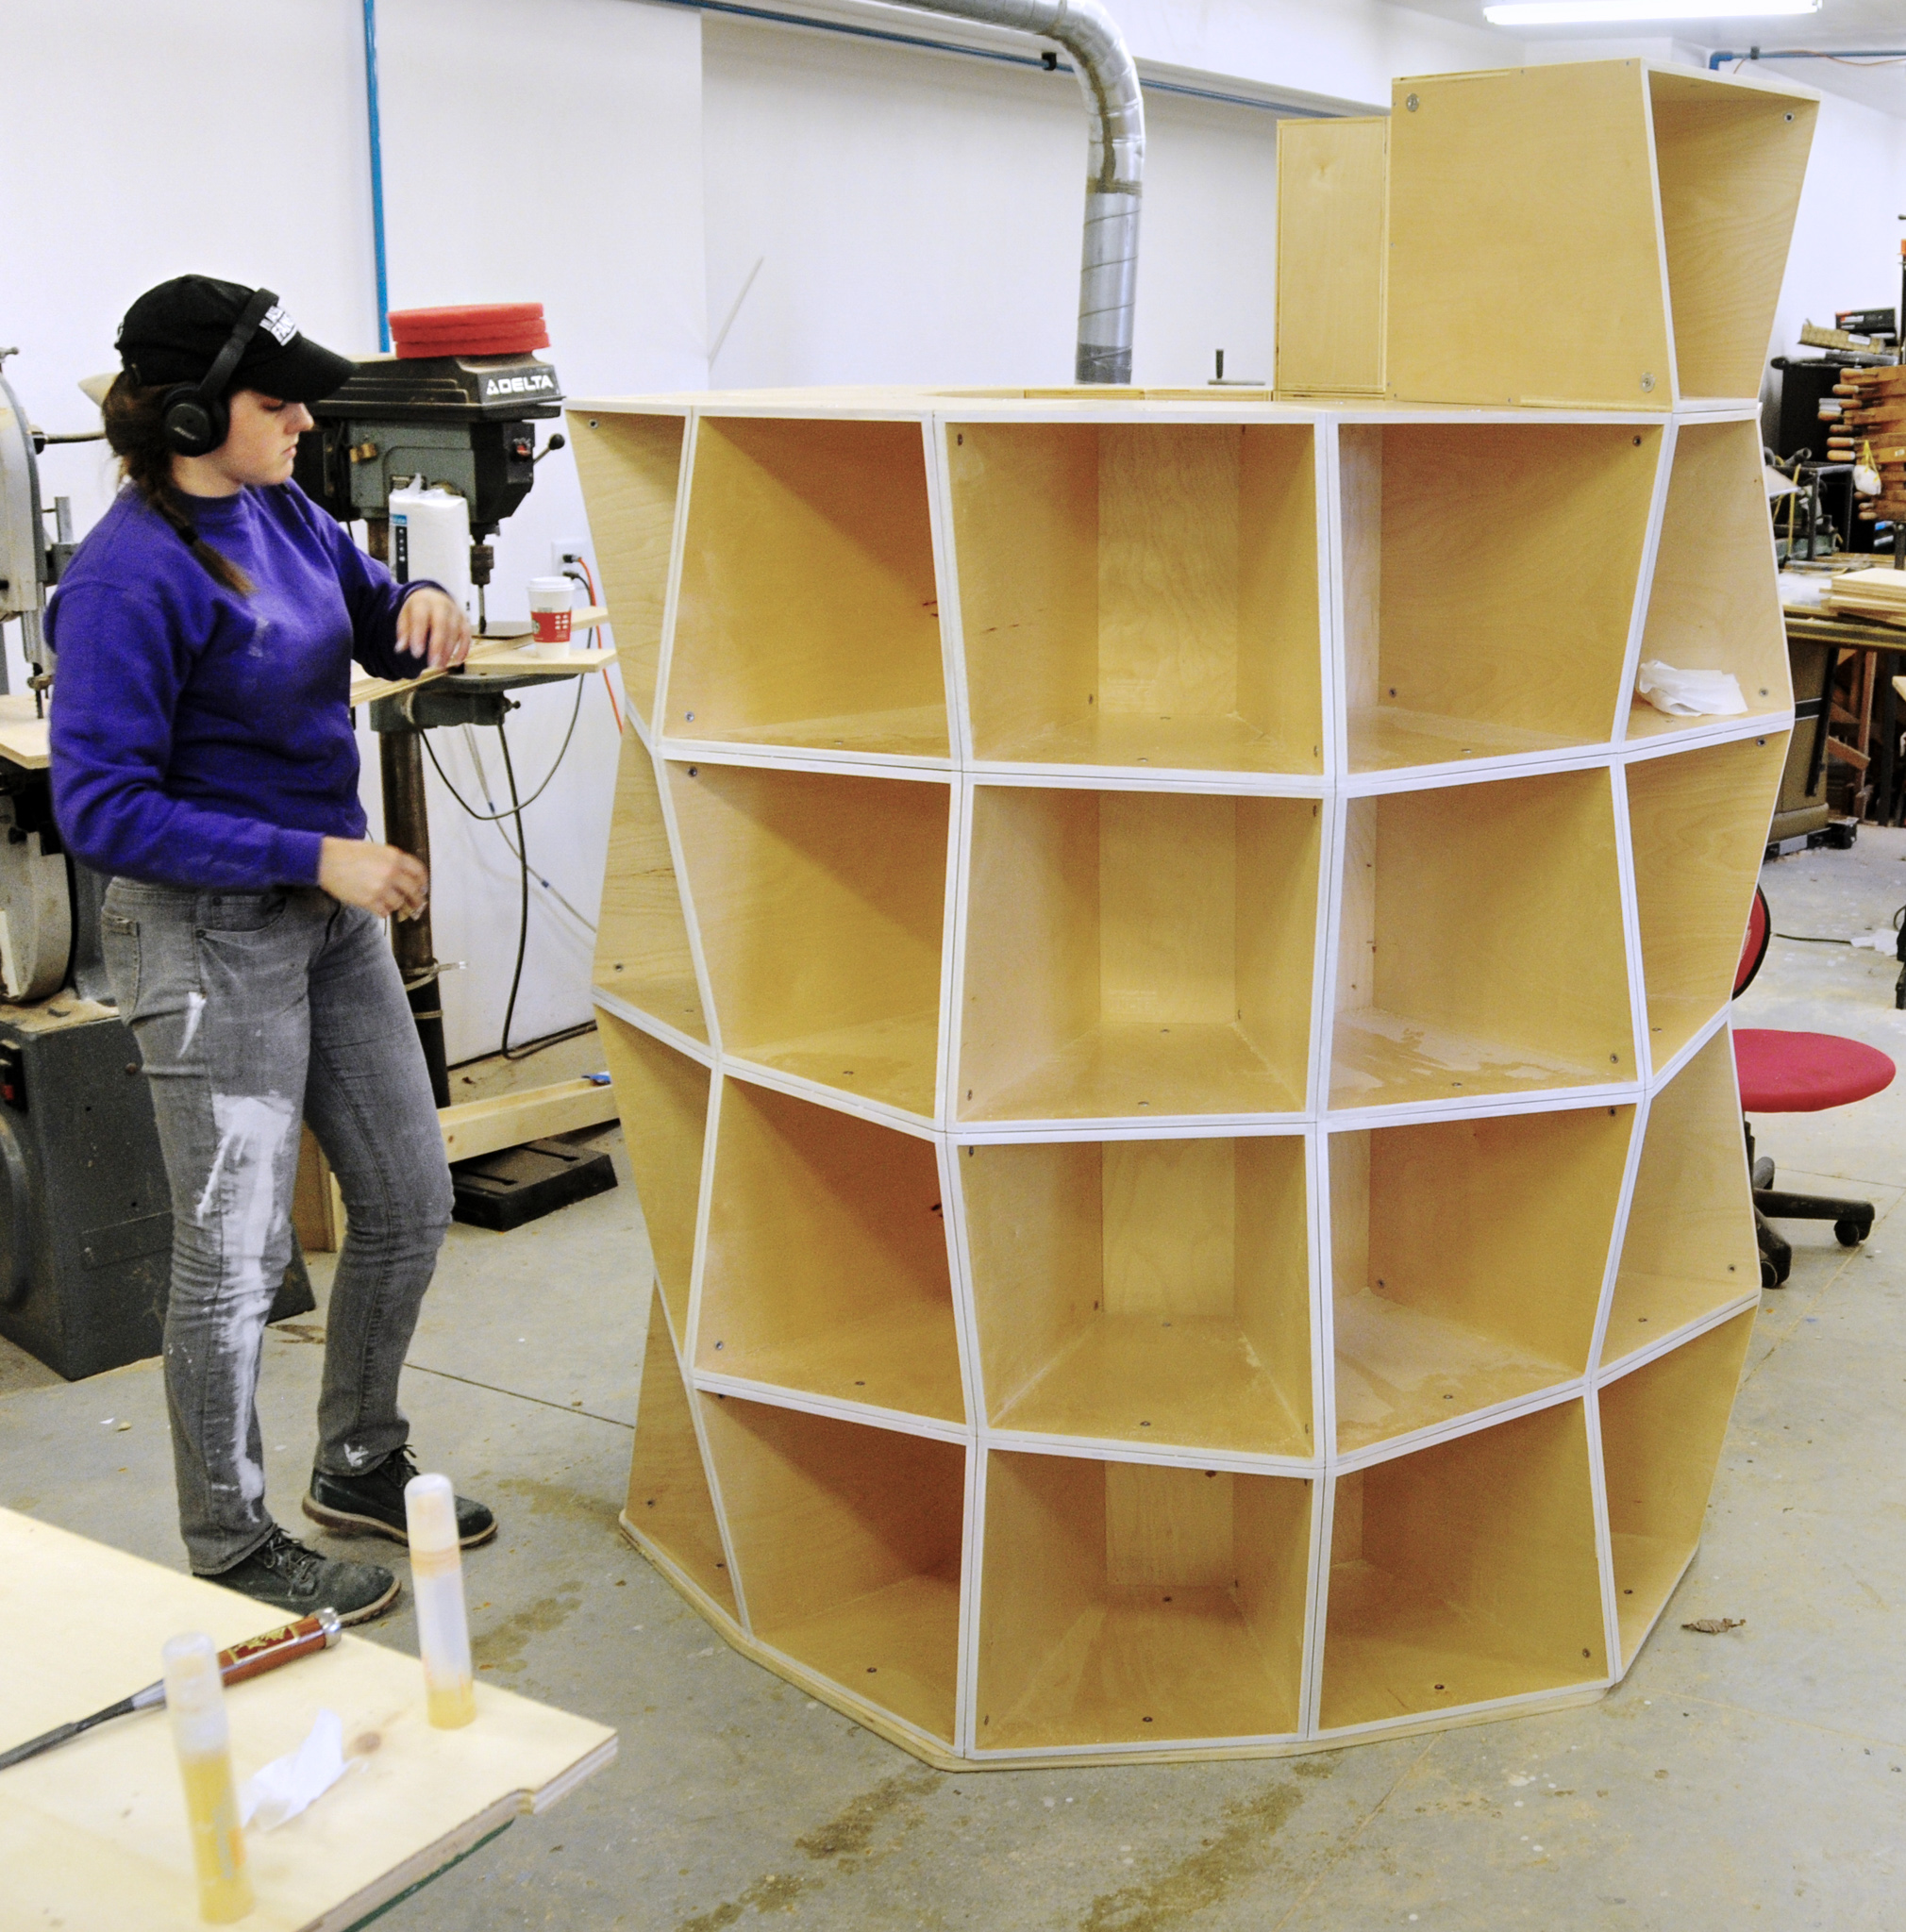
[
  {"xmin": 304, "ymin": 1444, "xmax": 497, "ymax": 1549},
  {"xmin": 201, "ymin": 1525, "xmax": 399, "ymax": 1626}
]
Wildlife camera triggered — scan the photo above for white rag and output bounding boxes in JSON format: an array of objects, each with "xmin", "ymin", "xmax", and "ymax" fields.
[{"xmin": 240, "ymin": 1708, "xmax": 352, "ymax": 1831}]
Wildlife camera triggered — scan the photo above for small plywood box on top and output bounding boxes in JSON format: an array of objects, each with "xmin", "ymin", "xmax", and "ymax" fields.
[
  {"xmin": 1384, "ymin": 60, "xmax": 1815, "ymax": 409},
  {"xmin": 1274, "ymin": 116, "xmax": 1388, "ymax": 400}
]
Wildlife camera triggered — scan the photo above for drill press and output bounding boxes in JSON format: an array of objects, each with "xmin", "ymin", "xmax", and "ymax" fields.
[{"xmin": 292, "ymin": 306, "xmax": 566, "ymax": 1105}]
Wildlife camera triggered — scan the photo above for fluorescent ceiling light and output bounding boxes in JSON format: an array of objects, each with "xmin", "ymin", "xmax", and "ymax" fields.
[{"xmin": 1483, "ymin": 1, "xmax": 1819, "ymax": 22}]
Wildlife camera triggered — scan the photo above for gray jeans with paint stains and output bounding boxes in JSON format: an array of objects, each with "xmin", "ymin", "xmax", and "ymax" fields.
[{"xmin": 101, "ymin": 881, "xmax": 455, "ymax": 1574}]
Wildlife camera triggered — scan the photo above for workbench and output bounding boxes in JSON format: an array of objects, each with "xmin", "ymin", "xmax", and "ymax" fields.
[{"xmin": 0, "ymin": 1507, "xmax": 615, "ymax": 1932}]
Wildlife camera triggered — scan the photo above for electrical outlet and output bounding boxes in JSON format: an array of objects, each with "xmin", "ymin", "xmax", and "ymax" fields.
[{"xmin": 551, "ymin": 539, "xmax": 588, "ymax": 573}]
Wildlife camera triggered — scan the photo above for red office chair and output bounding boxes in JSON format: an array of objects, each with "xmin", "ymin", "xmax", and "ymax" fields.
[{"xmin": 1733, "ymin": 884, "xmax": 1895, "ymax": 1286}]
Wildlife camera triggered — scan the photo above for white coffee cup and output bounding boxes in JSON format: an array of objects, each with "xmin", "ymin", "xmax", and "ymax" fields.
[{"xmin": 527, "ymin": 575, "xmax": 573, "ymax": 658}]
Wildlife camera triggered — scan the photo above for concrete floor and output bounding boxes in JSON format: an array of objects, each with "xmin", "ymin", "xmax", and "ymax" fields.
[{"xmin": 5, "ymin": 835, "xmax": 1906, "ymax": 1929}]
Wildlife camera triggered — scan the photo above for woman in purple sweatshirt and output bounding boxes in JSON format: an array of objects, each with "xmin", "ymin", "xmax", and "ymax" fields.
[{"xmin": 49, "ymin": 276, "xmax": 495, "ymax": 1623}]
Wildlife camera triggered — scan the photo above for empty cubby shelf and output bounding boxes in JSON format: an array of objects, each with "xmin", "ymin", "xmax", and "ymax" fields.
[
  {"xmin": 1329, "ymin": 1105, "xmax": 1631, "ymax": 1452},
  {"xmin": 626, "ymin": 1287, "xmax": 736, "ymax": 1618},
  {"xmin": 594, "ymin": 730, "xmax": 708, "ymax": 1042},
  {"xmin": 669, "ymin": 760, "xmax": 949, "ymax": 1118},
  {"xmin": 598, "ymin": 1013, "xmax": 711, "ymax": 1341},
  {"xmin": 1598, "ymin": 1308, "xmax": 1753, "ymax": 1669},
  {"xmin": 1318, "ymin": 1400, "xmax": 1607, "ymax": 1730},
  {"xmin": 949, "ymin": 420, "xmax": 1323, "ymax": 775},
  {"xmin": 698, "ymin": 1078, "xmax": 962, "ymax": 1423},
  {"xmin": 566, "ymin": 408, "xmax": 685, "ymax": 729},
  {"xmin": 961, "ymin": 1133, "xmax": 1312, "ymax": 1456},
  {"xmin": 960, "ymin": 783, "xmax": 1322, "ymax": 1122},
  {"xmin": 978, "ymin": 1451, "xmax": 1312, "ymax": 1750},
  {"xmin": 1602, "ymin": 1028, "xmax": 1758, "ymax": 1367},
  {"xmin": 1339, "ymin": 421, "xmax": 1658, "ymax": 773},
  {"xmin": 1627, "ymin": 732, "xmax": 1788, "ymax": 1066},
  {"xmin": 700, "ymin": 1393, "xmax": 966, "ymax": 1742},
  {"xmin": 669, "ymin": 416, "xmax": 949, "ymax": 758},
  {"xmin": 1330, "ymin": 768, "xmax": 1634, "ymax": 1109}
]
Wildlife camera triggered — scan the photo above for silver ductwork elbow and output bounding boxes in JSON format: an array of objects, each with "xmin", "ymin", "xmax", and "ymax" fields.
[{"xmin": 893, "ymin": 0, "xmax": 1145, "ymax": 384}]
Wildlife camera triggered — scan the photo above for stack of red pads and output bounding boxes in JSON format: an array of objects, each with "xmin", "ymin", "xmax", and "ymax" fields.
[{"xmin": 386, "ymin": 302, "xmax": 548, "ymax": 359}]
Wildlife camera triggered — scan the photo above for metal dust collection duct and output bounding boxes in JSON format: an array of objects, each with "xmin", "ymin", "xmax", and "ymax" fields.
[{"xmin": 895, "ymin": 0, "xmax": 1145, "ymax": 383}]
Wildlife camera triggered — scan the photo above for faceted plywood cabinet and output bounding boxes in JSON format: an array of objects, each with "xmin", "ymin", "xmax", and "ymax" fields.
[{"xmin": 570, "ymin": 58, "xmax": 1803, "ymax": 1771}]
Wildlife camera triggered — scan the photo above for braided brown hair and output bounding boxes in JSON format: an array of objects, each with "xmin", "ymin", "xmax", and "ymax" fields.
[{"xmin": 99, "ymin": 376, "xmax": 254, "ymax": 595}]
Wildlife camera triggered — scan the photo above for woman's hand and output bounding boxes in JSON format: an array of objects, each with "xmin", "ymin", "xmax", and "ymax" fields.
[
  {"xmin": 319, "ymin": 837, "xmax": 430, "ymax": 919},
  {"xmin": 396, "ymin": 588, "xmax": 472, "ymax": 670}
]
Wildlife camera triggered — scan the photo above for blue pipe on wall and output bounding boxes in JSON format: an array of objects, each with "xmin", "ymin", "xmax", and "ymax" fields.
[
  {"xmin": 1709, "ymin": 47, "xmax": 1906, "ymax": 69},
  {"xmin": 362, "ymin": 0, "xmax": 392, "ymax": 352}
]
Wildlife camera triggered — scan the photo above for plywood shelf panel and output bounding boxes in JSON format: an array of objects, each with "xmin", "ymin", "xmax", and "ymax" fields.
[
  {"xmin": 1329, "ymin": 1108, "xmax": 1630, "ymax": 1451},
  {"xmin": 627, "ymin": 1287, "xmax": 736, "ymax": 1617},
  {"xmin": 978, "ymin": 1453, "xmax": 1312, "ymax": 1749},
  {"xmin": 1329, "ymin": 770, "xmax": 1633, "ymax": 1109},
  {"xmin": 669, "ymin": 761, "xmax": 948, "ymax": 1117},
  {"xmin": 698, "ymin": 1079, "xmax": 961, "ymax": 1422},
  {"xmin": 670, "ymin": 416, "xmax": 948, "ymax": 757},
  {"xmin": 1626, "ymin": 420, "xmax": 1789, "ymax": 741},
  {"xmin": 961, "ymin": 786, "xmax": 1321, "ymax": 1122},
  {"xmin": 1603, "ymin": 1029, "xmax": 1756, "ymax": 1367},
  {"xmin": 597, "ymin": 1013, "xmax": 711, "ymax": 1340},
  {"xmin": 1318, "ymin": 1402, "xmax": 1606, "ymax": 1730},
  {"xmin": 961, "ymin": 1135, "xmax": 1312, "ymax": 1456},
  {"xmin": 594, "ymin": 730, "xmax": 707, "ymax": 1041},
  {"xmin": 1599, "ymin": 1309, "xmax": 1753, "ymax": 1667},
  {"xmin": 1274, "ymin": 117, "xmax": 1387, "ymax": 399},
  {"xmin": 950, "ymin": 422, "xmax": 1322, "ymax": 775},
  {"xmin": 1627, "ymin": 733, "xmax": 1787, "ymax": 1067},
  {"xmin": 567, "ymin": 408, "xmax": 685, "ymax": 728},
  {"xmin": 1338, "ymin": 423, "xmax": 1657, "ymax": 773},
  {"xmin": 700, "ymin": 1395, "xmax": 965, "ymax": 1740}
]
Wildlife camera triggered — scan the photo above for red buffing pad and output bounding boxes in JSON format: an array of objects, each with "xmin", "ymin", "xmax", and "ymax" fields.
[{"xmin": 389, "ymin": 303, "xmax": 549, "ymax": 358}]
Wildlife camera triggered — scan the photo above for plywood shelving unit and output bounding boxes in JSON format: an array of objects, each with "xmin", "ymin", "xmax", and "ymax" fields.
[
  {"xmin": 960, "ymin": 783, "xmax": 1322, "ymax": 1122},
  {"xmin": 1598, "ymin": 1308, "xmax": 1753, "ymax": 1666},
  {"xmin": 581, "ymin": 54, "xmax": 1805, "ymax": 1768},
  {"xmin": 961, "ymin": 1134, "xmax": 1312, "ymax": 1455},
  {"xmin": 948, "ymin": 422, "xmax": 1322, "ymax": 774},
  {"xmin": 1329, "ymin": 769, "xmax": 1633, "ymax": 1109}
]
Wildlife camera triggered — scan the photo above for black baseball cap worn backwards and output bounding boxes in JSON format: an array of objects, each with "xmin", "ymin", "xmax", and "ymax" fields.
[{"xmin": 117, "ymin": 275, "xmax": 356, "ymax": 404}]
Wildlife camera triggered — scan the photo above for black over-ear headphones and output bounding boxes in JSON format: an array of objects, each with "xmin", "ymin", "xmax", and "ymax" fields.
[{"xmin": 159, "ymin": 288, "xmax": 280, "ymax": 458}]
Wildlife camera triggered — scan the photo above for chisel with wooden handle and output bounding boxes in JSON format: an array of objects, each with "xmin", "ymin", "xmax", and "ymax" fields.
[{"xmin": 0, "ymin": 1607, "xmax": 342, "ymax": 1772}]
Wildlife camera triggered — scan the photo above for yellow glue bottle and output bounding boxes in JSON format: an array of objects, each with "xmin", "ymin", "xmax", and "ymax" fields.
[
  {"xmin": 405, "ymin": 1472, "xmax": 476, "ymax": 1728},
  {"xmin": 161, "ymin": 1631, "xmax": 254, "ymax": 1924}
]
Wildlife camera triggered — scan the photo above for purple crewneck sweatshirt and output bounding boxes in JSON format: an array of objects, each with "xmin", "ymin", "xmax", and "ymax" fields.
[{"xmin": 48, "ymin": 480, "xmax": 435, "ymax": 891}]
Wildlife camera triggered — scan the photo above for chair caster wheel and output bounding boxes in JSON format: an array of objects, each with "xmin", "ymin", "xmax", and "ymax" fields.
[
  {"xmin": 1761, "ymin": 1258, "xmax": 1781, "ymax": 1288},
  {"xmin": 1751, "ymin": 1157, "xmax": 1775, "ymax": 1190},
  {"xmin": 1835, "ymin": 1217, "xmax": 1872, "ymax": 1247}
]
